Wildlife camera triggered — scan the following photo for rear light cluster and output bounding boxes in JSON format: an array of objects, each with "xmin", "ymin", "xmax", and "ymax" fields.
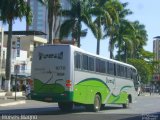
[{"xmin": 66, "ymin": 80, "xmax": 71, "ymax": 88}]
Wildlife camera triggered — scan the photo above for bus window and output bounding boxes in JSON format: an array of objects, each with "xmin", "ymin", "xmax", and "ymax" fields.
[
  {"xmin": 126, "ymin": 68, "xmax": 132, "ymax": 79},
  {"xmin": 120, "ymin": 66, "xmax": 125, "ymax": 77},
  {"xmin": 96, "ymin": 59, "xmax": 105, "ymax": 73},
  {"xmin": 88, "ymin": 57, "xmax": 95, "ymax": 71},
  {"xmin": 117, "ymin": 64, "xmax": 121, "ymax": 77},
  {"xmin": 82, "ymin": 54, "xmax": 88, "ymax": 70},
  {"xmin": 75, "ymin": 53, "xmax": 81, "ymax": 69},
  {"xmin": 125, "ymin": 67, "xmax": 128, "ymax": 78},
  {"xmin": 108, "ymin": 62, "xmax": 114, "ymax": 75},
  {"xmin": 132, "ymin": 69, "xmax": 137, "ymax": 81},
  {"xmin": 117, "ymin": 64, "xmax": 126, "ymax": 77}
]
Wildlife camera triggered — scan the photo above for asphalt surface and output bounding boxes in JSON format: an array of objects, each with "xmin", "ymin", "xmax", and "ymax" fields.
[{"xmin": 0, "ymin": 93, "xmax": 160, "ymax": 120}]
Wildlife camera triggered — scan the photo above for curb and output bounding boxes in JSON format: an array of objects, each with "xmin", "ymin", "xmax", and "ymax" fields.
[{"xmin": 0, "ymin": 100, "xmax": 26, "ymax": 107}]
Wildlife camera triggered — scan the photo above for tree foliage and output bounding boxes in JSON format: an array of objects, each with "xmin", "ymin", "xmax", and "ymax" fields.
[
  {"xmin": 0, "ymin": 0, "xmax": 32, "ymax": 91},
  {"xmin": 128, "ymin": 58, "xmax": 152, "ymax": 84}
]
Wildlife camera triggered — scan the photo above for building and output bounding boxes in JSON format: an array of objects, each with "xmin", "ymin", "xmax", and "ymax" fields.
[
  {"xmin": 3, "ymin": 34, "xmax": 47, "ymax": 74},
  {"xmin": 26, "ymin": 0, "xmax": 48, "ymax": 37},
  {"xmin": 153, "ymin": 36, "xmax": 160, "ymax": 83},
  {"xmin": 0, "ymin": 27, "xmax": 4, "ymax": 89},
  {"xmin": 26, "ymin": 0, "xmax": 71, "ymax": 40},
  {"xmin": 0, "ymin": 33, "xmax": 47, "ymax": 90}
]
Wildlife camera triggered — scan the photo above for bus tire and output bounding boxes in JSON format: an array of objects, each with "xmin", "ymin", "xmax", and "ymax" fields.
[
  {"xmin": 93, "ymin": 94, "xmax": 101, "ymax": 112},
  {"xmin": 58, "ymin": 102, "xmax": 73, "ymax": 112},
  {"xmin": 85, "ymin": 94, "xmax": 101, "ymax": 112}
]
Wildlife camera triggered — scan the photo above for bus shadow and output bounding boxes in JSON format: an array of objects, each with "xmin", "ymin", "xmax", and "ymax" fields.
[{"xmin": 0, "ymin": 105, "xmax": 123, "ymax": 115}]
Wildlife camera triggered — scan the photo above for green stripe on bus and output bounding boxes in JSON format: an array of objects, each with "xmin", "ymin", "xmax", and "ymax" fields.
[
  {"xmin": 73, "ymin": 78, "xmax": 132, "ymax": 104},
  {"xmin": 34, "ymin": 79, "xmax": 65, "ymax": 94}
]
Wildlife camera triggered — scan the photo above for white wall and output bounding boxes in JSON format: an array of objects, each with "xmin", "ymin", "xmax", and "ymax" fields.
[{"xmin": 3, "ymin": 47, "xmax": 31, "ymax": 76}]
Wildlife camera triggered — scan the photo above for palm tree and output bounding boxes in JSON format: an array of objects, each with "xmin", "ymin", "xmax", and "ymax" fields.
[
  {"xmin": 115, "ymin": 2, "xmax": 133, "ymax": 61},
  {"xmin": 115, "ymin": 20, "xmax": 135, "ymax": 62},
  {"xmin": 132, "ymin": 21, "xmax": 148, "ymax": 58},
  {"xmin": 38, "ymin": 0, "xmax": 61, "ymax": 44},
  {"xmin": 59, "ymin": 0, "xmax": 95, "ymax": 47},
  {"xmin": 90, "ymin": 0, "xmax": 112, "ymax": 55},
  {"xmin": 115, "ymin": 21, "xmax": 148, "ymax": 62},
  {"xmin": 103, "ymin": 0, "xmax": 123, "ymax": 59},
  {"xmin": 0, "ymin": 0, "xmax": 32, "ymax": 91}
]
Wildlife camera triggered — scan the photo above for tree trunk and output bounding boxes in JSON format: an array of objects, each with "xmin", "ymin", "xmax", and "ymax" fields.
[
  {"xmin": 96, "ymin": 39, "xmax": 100, "ymax": 55},
  {"xmin": 109, "ymin": 37, "xmax": 113, "ymax": 59},
  {"xmin": 124, "ymin": 42, "xmax": 127, "ymax": 63},
  {"xmin": 118, "ymin": 39, "xmax": 121, "ymax": 61},
  {"xmin": 77, "ymin": 1, "xmax": 81, "ymax": 48},
  {"xmin": 48, "ymin": 0, "xmax": 54, "ymax": 44},
  {"xmin": 5, "ymin": 20, "xmax": 12, "ymax": 91},
  {"xmin": 48, "ymin": 17, "xmax": 53, "ymax": 44}
]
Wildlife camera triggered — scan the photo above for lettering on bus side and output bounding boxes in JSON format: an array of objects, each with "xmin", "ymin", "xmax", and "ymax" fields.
[
  {"xmin": 56, "ymin": 66, "xmax": 65, "ymax": 76},
  {"xmin": 106, "ymin": 77, "xmax": 115, "ymax": 84},
  {"xmin": 56, "ymin": 66, "xmax": 66, "ymax": 70},
  {"xmin": 38, "ymin": 52, "xmax": 63, "ymax": 60},
  {"xmin": 57, "ymin": 73, "xmax": 65, "ymax": 76}
]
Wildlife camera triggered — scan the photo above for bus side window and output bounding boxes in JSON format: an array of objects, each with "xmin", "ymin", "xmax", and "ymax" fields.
[
  {"xmin": 117, "ymin": 65, "xmax": 126, "ymax": 78},
  {"xmin": 82, "ymin": 54, "xmax": 88, "ymax": 70},
  {"xmin": 132, "ymin": 69, "xmax": 137, "ymax": 82},
  {"xmin": 117, "ymin": 64, "xmax": 120, "ymax": 77},
  {"xmin": 114, "ymin": 63, "xmax": 116, "ymax": 76},
  {"xmin": 126, "ymin": 68, "xmax": 132, "ymax": 79},
  {"xmin": 96, "ymin": 59, "xmax": 100, "ymax": 72},
  {"xmin": 125, "ymin": 67, "xmax": 127, "ymax": 78},
  {"xmin": 96, "ymin": 58, "xmax": 105, "ymax": 73},
  {"xmin": 106, "ymin": 61, "xmax": 108, "ymax": 74},
  {"xmin": 108, "ymin": 62, "xmax": 114, "ymax": 75},
  {"xmin": 121, "ymin": 66, "xmax": 125, "ymax": 77},
  {"xmin": 74, "ymin": 53, "xmax": 81, "ymax": 69},
  {"xmin": 88, "ymin": 56, "xmax": 94, "ymax": 71}
]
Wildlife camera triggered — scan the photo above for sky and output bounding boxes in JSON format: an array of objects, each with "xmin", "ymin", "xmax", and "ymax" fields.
[{"xmin": 1, "ymin": 0, "xmax": 160, "ymax": 58}]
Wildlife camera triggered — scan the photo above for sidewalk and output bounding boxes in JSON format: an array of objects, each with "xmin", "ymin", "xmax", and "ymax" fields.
[
  {"xmin": 0, "ymin": 91, "xmax": 26, "ymax": 107},
  {"xmin": 140, "ymin": 92, "xmax": 160, "ymax": 96}
]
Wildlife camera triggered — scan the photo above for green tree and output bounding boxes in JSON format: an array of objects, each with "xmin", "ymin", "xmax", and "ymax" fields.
[
  {"xmin": 0, "ymin": 0, "xmax": 32, "ymax": 91},
  {"xmin": 114, "ymin": 20, "xmax": 135, "ymax": 62},
  {"xmin": 38, "ymin": 0, "xmax": 61, "ymax": 44},
  {"xmin": 128, "ymin": 50, "xmax": 159, "ymax": 84},
  {"xmin": 132, "ymin": 21, "xmax": 148, "ymax": 58},
  {"xmin": 90, "ymin": 0, "xmax": 113, "ymax": 55},
  {"xmin": 103, "ymin": 0, "xmax": 123, "ymax": 58},
  {"xmin": 59, "ymin": 0, "xmax": 95, "ymax": 47},
  {"xmin": 118, "ymin": 21, "xmax": 148, "ymax": 61},
  {"xmin": 115, "ymin": 2, "xmax": 133, "ymax": 61},
  {"xmin": 128, "ymin": 58, "xmax": 152, "ymax": 84}
]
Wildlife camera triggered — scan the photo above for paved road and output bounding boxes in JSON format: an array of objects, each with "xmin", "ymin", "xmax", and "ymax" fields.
[{"xmin": 0, "ymin": 95, "xmax": 160, "ymax": 120}]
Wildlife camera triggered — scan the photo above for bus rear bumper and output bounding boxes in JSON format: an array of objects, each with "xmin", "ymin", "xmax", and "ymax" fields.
[{"xmin": 30, "ymin": 91, "xmax": 73, "ymax": 102}]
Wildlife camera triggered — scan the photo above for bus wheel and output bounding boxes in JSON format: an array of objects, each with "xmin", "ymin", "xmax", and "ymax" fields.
[
  {"xmin": 122, "ymin": 99, "xmax": 129, "ymax": 108},
  {"xmin": 94, "ymin": 94, "xmax": 101, "ymax": 112},
  {"xmin": 85, "ymin": 94, "xmax": 101, "ymax": 112},
  {"xmin": 58, "ymin": 102, "xmax": 73, "ymax": 112}
]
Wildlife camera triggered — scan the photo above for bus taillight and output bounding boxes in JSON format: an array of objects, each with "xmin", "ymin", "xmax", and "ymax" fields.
[{"xmin": 66, "ymin": 80, "xmax": 71, "ymax": 88}]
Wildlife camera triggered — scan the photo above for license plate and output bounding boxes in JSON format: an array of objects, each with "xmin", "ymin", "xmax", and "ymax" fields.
[{"xmin": 44, "ymin": 97, "xmax": 53, "ymax": 102}]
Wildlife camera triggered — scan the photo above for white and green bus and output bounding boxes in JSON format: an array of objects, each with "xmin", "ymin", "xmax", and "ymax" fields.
[{"xmin": 31, "ymin": 45, "xmax": 138, "ymax": 112}]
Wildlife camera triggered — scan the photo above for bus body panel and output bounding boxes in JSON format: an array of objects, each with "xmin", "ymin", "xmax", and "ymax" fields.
[
  {"xmin": 73, "ymin": 71, "xmax": 136, "ymax": 105},
  {"xmin": 31, "ymin": 45, "xmax": 73, "ymax": 102},
  {"xmin": 31, "ymin": 45, "xmax": 137, "ymax": 106}
]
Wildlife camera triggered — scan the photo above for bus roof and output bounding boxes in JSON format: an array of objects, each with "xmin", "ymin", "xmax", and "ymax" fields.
[{"xmin": 36, "ymin": 44, "xmax": 136, "ymax": 70}]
